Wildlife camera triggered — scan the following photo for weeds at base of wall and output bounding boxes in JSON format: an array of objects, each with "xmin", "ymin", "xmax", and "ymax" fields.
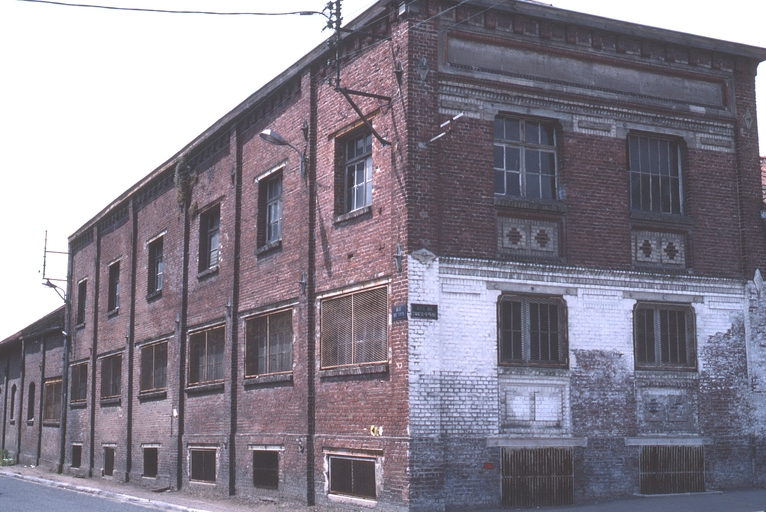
[{"xmin": 0, "ymin": 449, "xmax": 15, "ymax": 466}]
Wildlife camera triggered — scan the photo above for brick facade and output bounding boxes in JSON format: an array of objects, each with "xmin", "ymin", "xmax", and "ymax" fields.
[{"xmin": 3, "ymin": 1, "xmax": 766, "ymax": 510}]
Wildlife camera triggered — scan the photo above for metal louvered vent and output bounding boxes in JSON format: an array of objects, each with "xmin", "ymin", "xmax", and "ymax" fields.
[
  {"xmin": 321, "ymin": 287, "xmax": 387, "ymax": 368},
  {"xmin": 502, "ymin": 448, "xmax": 573, "ymax": 508},
  {"xmin": 640, "ymin": 446, "xmax": 704, "ymax": 494}
]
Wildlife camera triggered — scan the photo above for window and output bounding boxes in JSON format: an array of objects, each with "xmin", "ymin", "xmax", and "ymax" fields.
[
  {"xmin": 71, "ymin": 445, "xmax": 82, "ymax": 468},
  {"xmin": 628, "ymin": 134, "xmax": 682, "ymax": 215},
  {"xmin": 344, "ymin": 132, "xmax": 373, "ymax": 213},
  {"xmin": 190, "ymin": 448, "xmax": 216, "ymax": 482},
  {"xmin": 76, "ymin": 279, "xmax": 87, "ymax": 325},
  {"xmin": 148, "ymin": 237, "xmax": 164, "ymax": 295},
  {"xmin": 144, "ymin": 447, "xmax": 158, "ymax": 478},
  {"xmin": 27, "ymin": 382, "xmax": 35, "ymax": 421},
  {"xmin": 104, "ymin": 447, "xmax": 115, "ymax": 476},
  {"xmin": 494, "ymin": 117, "xmax": 557, "ymax": 199},
  {"xmin": 199, "ymin": 206, "xmax": 220, "ymax": 272},
  {"xmin": 140, "ymin": 342, "xmax": 167, "ymax": 393},
  {"xmin": 634, "ymin": 303, "xmax": 695, "ymax": 370},
  {"xmin": 10, "ymin": 384, "xmax": 16, "ymax": 420},
  {"xmin": 252, "ymin": 450, "xmax": 279, "ymax": 489},
  {"xmin": 245, "ymin": 310, "xmax": 292, "ymax": 376},
  {"xmin": 320, "ymin": 287, "xmax": 387, "ymax": 368},
  {"xmin": 107, "ymin": 261, "xmax": 120, "ymax": 312},
  {"xmin": 100, "ymin": 354, "xmax": 122, "ymax": 399},
  {"xmin": 43, "ymin": 378, "xmax": 62, "ymax": 423},
  {"xmin": 189, "ymin": 327, "xmax": 224, "ymax": 385},
  {"xmin": 329, "ymin": 456, "xmax": 376, "ymax": 500},
  {"xmin": 498, "ymin": 295, "xmax": 567, "ymax": 367},
  {"xmin": 259, "ymin": 174, "xmax": 283, "ymax": 245},
  {"xmin": 71, "ymin": 363, "xmax": 88, "ymax": 403}
]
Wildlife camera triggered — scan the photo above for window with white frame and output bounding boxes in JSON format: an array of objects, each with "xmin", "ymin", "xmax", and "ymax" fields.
[
  {"xmin": 245, "ymin": 310, "xmax": 292, "ymax": 376},
  {"xmin": 344, "ymin": 132, "xmax": 373, "ymax": 213},
  {"xmin": 320, "ymin": 287, "xmax": 387, "ymax": 368},
  {"xmin": 107, "ymin": 261, "xmax": 120, "ymax": 313},
  {"xmin": 628, "ymin": 134, "xmax": 682, "ymax": 215},
  {"xmin": 498, "ymin": 295, "xmax": 568, "ymax": 367},
  {"xmin": 494, "ymin": 117, "xmax": 557, "ymax": 200},
  {"xmin": 634, "ymin": 303, "xmax": 695, "ymax": 370},
  {"xmin": 148, "ymin": 236, "xmax": 164, "ymax": 295},
  {"xmin": 199, "ymin": 205, "xmax": 220, "ymax": 272},
  {"xmin": 262, "ymin": 173, "xmax": 283, "ymax": 244}
]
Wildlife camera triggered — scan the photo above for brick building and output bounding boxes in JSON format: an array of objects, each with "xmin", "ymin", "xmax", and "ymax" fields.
[{"xmin": 3, "ymin": 0, "xmax": 766, "ymax": 509}]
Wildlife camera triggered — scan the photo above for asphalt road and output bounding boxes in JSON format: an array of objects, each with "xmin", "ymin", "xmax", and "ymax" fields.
[{"xmin": 0, "ymin": 474, "xmax": 158, "ymax": 512}]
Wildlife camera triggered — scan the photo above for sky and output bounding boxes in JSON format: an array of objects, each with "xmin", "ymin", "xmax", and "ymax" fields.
[{"xmin": 1, "ymin": 0, "xmax": 765, "ymax": 340}]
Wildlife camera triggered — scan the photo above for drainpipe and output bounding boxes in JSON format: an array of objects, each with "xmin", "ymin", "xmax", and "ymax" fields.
[
  {"xmin": 16, "ymin": 337, "xmax": 25, "ymax": 463},
  {"xmin": 59, "ymin": 246, "xmax": 74, "ymax": 473},
  {"xmin": 306, "ymin": 66, "xmax": 318, "ymax": 506},
  {"xmin": 36, "ymin": 334, "xmax": 46, "ymax": 466},
  {"xmin": 126, "ymin": 200, "xmax": 138, "ymax": 482},
  {"xmin": 89, "ymin": 226, "xmax": 101, "ymax": 476},
  {"xmin": 2, "ymin": 351, "xmax": 9, "ymax": 450},
  {"xmin": 229, "ymin": 127, "xmax": 242, "ymax": 496},
  {"xmin": 176, "ymin": 178, "xmax": 191, "ymax": 491}
]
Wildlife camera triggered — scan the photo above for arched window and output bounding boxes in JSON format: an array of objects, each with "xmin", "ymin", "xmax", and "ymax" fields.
[
  {"xmin": 10, "ymin": 385, "xmax": 16, "ymax": 420},
  {"xmin": 27, "ymin": 382, "xmax": 35, "ymax": 421}
]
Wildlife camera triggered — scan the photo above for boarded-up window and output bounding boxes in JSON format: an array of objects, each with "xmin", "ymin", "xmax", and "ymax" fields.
[
  {"xmin": 329, "ymin": 456, "xmax": 376, "ymax": 499},
  {"xmin": 100, "ymin": 354, "xmax": 122, "ymax": 398},
  {"xmin": 640, "ymin": 445, "xmax": 704, "ymax": 494},
  {"xmin": 191, "ymin": 449, "xmax": 216, "ymax": 482},
  {"xmin": 104, "ymin": 447, "xmax": 115, "ymax": 476},
  {"xmin": 189, "ymin": 327, "xmax": 224, "ymax": 385},
  {"xmin": 245, "ymin": 310, "xmax": 292, "ymax": 376},
  {"xmin": 320, "ymin": 287, "xmax": 387, "ymax": 368},
  {"xmin": 502, "ymin": 448, "xmax": 573, "ymax": 508},
  {"xmin": 252, "ymin": 450, "xmax": 279, "ymax": 489},
  {"xmin": 71, "ymin": 363, "xmax": 88, "ymax": 403},
  {"xmin": 71, "ymin": 445, "xmax": 82, "ymax": 468},
  {"xmin": 43, "ymin": 378, "xmax": 62, "ymax": 423},
  {"xmin": 144, "ymin": 447, "xmax": 158, "ymax": 478}
]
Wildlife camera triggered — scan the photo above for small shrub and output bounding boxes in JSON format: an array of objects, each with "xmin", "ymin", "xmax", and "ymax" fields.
[{"xmin": 0, "ymin": 449, "xmax": 14, "ymax": 466}]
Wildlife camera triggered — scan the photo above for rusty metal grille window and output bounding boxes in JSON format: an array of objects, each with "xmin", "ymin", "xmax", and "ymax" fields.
[
  {"xmin": 640, "ymin": 446, "xmax": 704, "ymax": 494},
  {"xmin": 140, "ymin": 342, "xmax": 167, "ymax": 392},
  {"xmin": 191, "ymin": 449, "xmax": 216, "ymax": 482},
  {"xmin": 76, "ymin": 279, "xmax": 87, "ymax": 325},
  {"xmin": 148, "ymin": 237, "xmax": 163, "ymax": 294},
  {"xmin": 502, "ymin": 448, "xmax": 573, "ymax": 508},
  {"xmin": 329, "ymin": 456, "xmax": 376, "ymax": 500},
  {"xmin": 189, "ymin": 327, "xmax": 224, "ymax": 385},
  {"xmin": 252, "ymin": 450, "xmax": 279, "ymax": 489},
  {"xmin": 245, "ymin": 310, "xmax": 292, "ymax": 376},
  {"xmin": 320, "ymin": 287, "xmax": 387, "ymax": 368},
  {"xmin": 199, "ymin": 206, "xmax": 220, "ymax": 272},
  {"xmin": 101, "ymin": 354, "xmax": 122, "ymax": 398},
  {"xmin": 107, "ymin": 261, "xmax": 120, "ymax": 312},
  {"xmin": 43, "ymin": 378, "xmax": 62, "ymax": 423},
  {"xmin": 71, "ymin": 363, "xmax": 88, "ymax": 403},
  {"xmin": 498, "ymin": 295, "xmax": 567, "ymax": 367},
  {"xmin": 494, "ymin": 117, "xmax": 557, "ymax": 199},
  {"xmin": 27, "ymin": 382, "xmax": 35, "ymax": 421},
  {"xmin": 629, "ymin": 135, "xmax": 682, "ymax": 215},
  {"xmin": 634, "ymin": 303, "xmax": 695, "ymax": 370}
]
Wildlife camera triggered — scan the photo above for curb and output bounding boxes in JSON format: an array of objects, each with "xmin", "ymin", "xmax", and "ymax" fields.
[{"xmin": 0, "ymin": 469, "xmax": 209, "ymax": 512}]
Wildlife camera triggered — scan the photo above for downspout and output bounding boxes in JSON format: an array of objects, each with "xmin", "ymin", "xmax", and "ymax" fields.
[
  {"xmin": 16, "ymin": 337, "xmax": 25, "ymax": 463},
  {"xmin": 126, "ymin": 199, "xmax": 138, "ymax": 482},
  {"xmin": 59, "ymin": 245, "xmax": 74, "ymax": 473},
  {"xmin": 36, "ymin": 334, "xmax": 46, "ymax": 466},
  {"xmin": 306, "ymin": 65, "xmax": 319, "ymax": 507},
  {"xmin": 2, "ymin": 349, "xmax": 9, "ymax": 450},
  {"xmin": 89, "ymin": 226, "xmax": 101, "ymax": 476},
  {"xmin": 229, "ymin": 127, "xmax": 242, "ymax": 496},
  {"xmin": 176, "ymin": 161, "xmax": 192, "ymax": 491}
]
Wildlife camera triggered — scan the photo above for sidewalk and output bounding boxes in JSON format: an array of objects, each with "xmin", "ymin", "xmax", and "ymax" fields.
[{"xmin": 2, "ymin": 463, "xmax": 766, "ymax": 512}]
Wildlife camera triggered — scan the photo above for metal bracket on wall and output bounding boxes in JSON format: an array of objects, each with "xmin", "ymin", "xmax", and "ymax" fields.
[{"xmin": 336, "ymin": 87, "xmax": 392, "ymax": 146}]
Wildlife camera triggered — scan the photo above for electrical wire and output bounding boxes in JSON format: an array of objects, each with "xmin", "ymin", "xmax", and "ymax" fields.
[{"xmin": 15, "ymin": 0, "xmax": 329, "ymax": 17}]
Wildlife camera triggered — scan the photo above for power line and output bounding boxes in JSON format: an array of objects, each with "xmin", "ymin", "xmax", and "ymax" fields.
[{"xmin": 16, "ymin": 0, "xmax": 329, "ymax": 17}]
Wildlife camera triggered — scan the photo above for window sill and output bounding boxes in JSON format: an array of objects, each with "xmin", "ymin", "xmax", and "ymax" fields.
[
  {"xmin": 27, "ymin": 419, "xmax": 34, "ymax": 426},
  {"xmin": 107, "ymin": 308, "xmax": 119, "ymax": 318},
  {"xmin": 100, "ymin": 397, "xmax": 122, "ymax": 407},
  {"xmin": 43, "ymin": 420, "xmax": 61, "ymax": 427},
  {"xmin": 498, "ymin": 362, "xmax": 568, "ymax": 370},
  {"xmin": 629, "ymin": 211, "xmax": 692, "ymax": 226},
  {"xmin": 75, "ymin": 322, "xmax": 86, "ymax": 330},
  {"xmin": 334, "ymin": 205, "xmax": 372, "ymax": 225},
  {"xmin": 319, "ymin": 363, "xmax": 389, "ymax": 379},
  {"xmin": 635, "ymin": 367, "xmax": 698, "ymax": 376},
  {"xmin": 70, "ymin": 401, "xmax": 87, "ymax": 409},
  {"xmin": 243, "ymin": 373, "xmax": 293, "ymax": 387},
  {"xmin": 494, "ymin": 196, "xmax": 566, "ymax": 213},
  {"xmin": 146, "ymin": 290, "xmax": 162, "ymax": 302},
  {"xmin": 185, "ymin": 381, "xmax": 225, "ymax": 394},
  {"xmin": 9, "ymin": 419, "xmax": 15, "ymax": 425},
  {"xmin": 138, "ymin": 389, "xmax": 167, "ymax": 402},
  {"xmin": 197, "ymin": 266, "xmax": 219, "ymax": 281},
  {"xmin": 255, "ymin": 240, "xmax": 282, "ymax": 257}
]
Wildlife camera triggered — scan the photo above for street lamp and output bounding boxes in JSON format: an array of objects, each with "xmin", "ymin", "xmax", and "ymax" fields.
[{"xmin": 259, "ymin": 129, "xmax": 306, "ymax": 176}]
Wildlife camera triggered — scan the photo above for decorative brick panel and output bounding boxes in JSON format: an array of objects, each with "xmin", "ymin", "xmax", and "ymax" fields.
[
  {"xmin": 498, "ymin": 217, "xmax": 559, "ymax": 258},
  {"xmin": 632, "ymin": 230, "xmax": 686, "ymax": 269}
]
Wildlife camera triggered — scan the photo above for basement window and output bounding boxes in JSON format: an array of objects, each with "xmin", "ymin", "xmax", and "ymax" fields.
[
  {"xmin": 252, "ymin": 450, "xmax": 279, "ymax": 489},
  {"xmin": 190, "ymin": 448, "xmax": 216, "ymax": 483},
  {"xmin": 71, "ymin": 444, "xmax": 82, "ymax": 468},
  {"xmin": 143, "ymin": 447, "xmax": 158, "ymax": 478},
  {"xmin": 329, "ymin": 456, "xmax": 376, "ymax": 500}
]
